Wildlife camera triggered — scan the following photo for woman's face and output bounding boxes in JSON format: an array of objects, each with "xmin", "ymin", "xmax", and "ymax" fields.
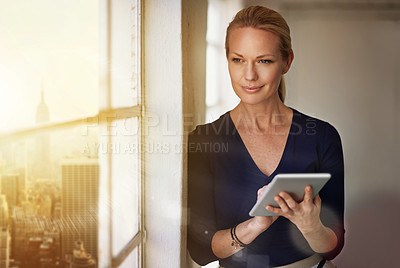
[{"xmin": 227, "ymin": 27, "xmax": 292, "ymax": 106}]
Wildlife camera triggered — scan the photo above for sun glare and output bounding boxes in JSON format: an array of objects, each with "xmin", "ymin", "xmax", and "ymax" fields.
[{"xmin": 0, "ymin": 0, "xmax": 99, "ymax": 133}]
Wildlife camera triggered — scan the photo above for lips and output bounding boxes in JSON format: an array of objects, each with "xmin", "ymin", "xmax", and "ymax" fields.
[{"xmin": 242, "ymin": 86, "xmax": 262, "ymax": 93}]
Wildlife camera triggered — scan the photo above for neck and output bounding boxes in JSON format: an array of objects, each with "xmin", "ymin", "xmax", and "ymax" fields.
[{"xmin": 231, "ymin": 97, "xmax": 291, "ymax": 132}]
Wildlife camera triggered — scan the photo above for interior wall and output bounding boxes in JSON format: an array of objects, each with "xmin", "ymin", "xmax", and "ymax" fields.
[
  {"xmin": 143, "ymin": 0, "xmax": 184, "ymax": 267},
  {"xmin": 281, "ymin": 7, "xmax": 400, "ymax": 267},
  {"xmin": 143, "ymin": 0, "xmax": 208, "ymax": 267},
  {"xmin": 284, "ymin": 8, "xmax": 400, "ymax": 203}
]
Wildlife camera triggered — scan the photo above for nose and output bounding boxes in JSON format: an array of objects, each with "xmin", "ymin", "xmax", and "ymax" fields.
[{"xmin": 244, "ymin": 63, "xmax": 258, "ymax": 81}]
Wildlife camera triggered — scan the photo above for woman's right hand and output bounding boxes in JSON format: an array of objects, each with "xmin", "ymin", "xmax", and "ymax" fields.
[{"xmin": 253, "ymin": 184, "xmax": 279, "ymax": 229}]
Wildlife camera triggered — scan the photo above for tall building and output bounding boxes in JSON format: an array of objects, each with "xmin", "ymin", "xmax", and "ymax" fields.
[
  {"xmin": 0, "ymin": 196, "xmax": 8, "ymax": 227},
  {"xmin": 15, "ymin": 168, "xmax": 26, "ymax": 204},
  {"xmin": 11, "ymin": 207, "xmax": 25, "ymax": 261},
  {"xmin": 36, "ymin": 89, "xmax": 50, "ymax": 124},
  {"xmin": 0, "ymin": 174, "xmax": 19, "ymax": 209},
  {"xmin": 33, "ymin": 89, "xmax": 50, "ymax": 180},
  {"xmin": 0, "ymin": 227, "xmax": 10, "ymax": 268},
  {"xmin": 0, "ymin": 199, "xmax": 9, "ymax": 268},
  {"xmin": 61, "ymin": 158, "xmax": 99, "ymax": 260}
]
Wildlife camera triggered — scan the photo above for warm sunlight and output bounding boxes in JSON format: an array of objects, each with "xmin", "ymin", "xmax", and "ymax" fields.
[{"xmin": 0, "ymin": 0, "xmax": 99, "ymax": 132}]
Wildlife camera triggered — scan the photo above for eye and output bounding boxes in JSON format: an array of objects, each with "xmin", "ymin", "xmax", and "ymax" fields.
[
  {"xmin": 232, "ymin": 58, "xmax": 243, "ymax": 63},
  {"xmin": 259, "ymin": 59, "xmax": 273, "ymax": 64}
]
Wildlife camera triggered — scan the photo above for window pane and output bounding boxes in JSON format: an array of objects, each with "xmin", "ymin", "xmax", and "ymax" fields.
[
  {"xmin": 0, "ymin": 124, "xmax": 100, "ymax": 266},
  {"xmin": 206, "ymin": 1, "xmax": 220, "ymax": 44},
  {"xmin": 110, "ymin": 118, "xmax": 140, "ymax": 256},
  {"xmin": 206, "ymin": 45, "xmax": 220, "ymax": 106},
  {"xmin": 110, "ymin": 0, "xmax": 139, "ymax": 108},
  {"xmin": 118, "ymin": 246, "xmax": 139, "ymax": 268},
  {"xmin": 0, "ymin": 0, "xmax": 99, "ymax": 132}
]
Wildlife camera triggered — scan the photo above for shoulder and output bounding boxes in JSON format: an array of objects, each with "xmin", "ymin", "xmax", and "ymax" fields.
[
  {"xmin": 291, "ymin": 108, "xmax": 341, "ymax": 142},
  {"xmin": 188, "ymin": 112, "xmax": 232, "ymax": 156},
  {"xmin": 189, "ymin": 112, "xmax": 232, "ymax": 141}
]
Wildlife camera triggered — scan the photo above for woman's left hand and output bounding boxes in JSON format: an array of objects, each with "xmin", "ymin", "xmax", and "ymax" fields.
[{"xmin": 266, "ymin": 185, "xmax": 322, "ymax": 234}]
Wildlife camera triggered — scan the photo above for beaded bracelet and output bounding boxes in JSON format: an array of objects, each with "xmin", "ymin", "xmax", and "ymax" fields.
[
  {"xmin": 230, "ymin": 225, "xmax": 241, "ymax": 249},
  {"xmin": 230, "ymin": 224, "xmax": 248, "ymax": 249}
]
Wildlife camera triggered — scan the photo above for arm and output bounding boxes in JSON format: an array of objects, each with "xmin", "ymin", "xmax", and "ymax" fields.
[
  {"xmin": 212, "ymin": 187, "xmax": 278, "ymax": 258},
  {"xmin": 212, "ymin": 217, "xmax": 269, "ymax": 258},
  {"xmin": 187, "ymin": 131, "xmax": 218, "ymax": 265},
  {"xmin": 317, "ymin": 123, "xmax": 345, "ymax": 259},
  {"xmin": 188, "ymin": 139, "xmax": 277, "ymax": 265},
  {"xmin": 188, "ymin": 138, "xmax": 278, "ymax": 265}
]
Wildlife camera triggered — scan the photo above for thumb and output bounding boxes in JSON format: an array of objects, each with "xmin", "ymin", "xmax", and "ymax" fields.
[
  {"xmin": 314, "ymin": 194, "xmax": 322, "ymax": 209},
  {"xmin": 303, "ymin": 185, "xmax": 313, "ymax": 203}
]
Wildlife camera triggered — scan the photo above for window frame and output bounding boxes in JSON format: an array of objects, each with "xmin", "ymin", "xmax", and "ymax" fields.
[{"xmin": 0, "ymin": 0, "xmax": 144, "ymax": 267}]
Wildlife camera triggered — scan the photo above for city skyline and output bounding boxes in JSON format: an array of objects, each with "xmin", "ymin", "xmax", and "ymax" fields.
[
  {"xmin": 0, "ymin": 89, "xmax": 101, "ymax": 267},
  {"xmin": 0, "ymin": 0, "xmax": 99, "ymax": 133}
]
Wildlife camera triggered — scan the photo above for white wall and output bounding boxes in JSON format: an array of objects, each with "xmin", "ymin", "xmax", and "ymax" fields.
[
  {"xmin": 282, "ymin": 7, "xmax": 400, "ymax": 267},
  {"xmin": 285, "ymin": 8, "xmax": 400, "ymax": 203},
  {"xmin": 143, "ymin": 0, "xmax": 207, "ymax": 267},
  {"xmin": 143, "ymin": 0, "xmax": 184, "ymax": 267}
]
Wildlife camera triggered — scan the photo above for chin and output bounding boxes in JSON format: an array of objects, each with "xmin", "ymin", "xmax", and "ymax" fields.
[
  {"xmin": 243, "ymin": 100, "xmax": 269, "ymax": 106},
  {"xmin": 235, "ymin": 92, "xmax": 276, "ymax": 106}
]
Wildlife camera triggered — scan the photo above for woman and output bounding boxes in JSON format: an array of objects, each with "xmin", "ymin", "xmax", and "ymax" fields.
[{"xmin": 188, "ymin": 6, "xmax": 344, "ymax": 268}]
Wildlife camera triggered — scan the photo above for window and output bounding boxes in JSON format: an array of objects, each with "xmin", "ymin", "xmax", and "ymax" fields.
[
  {"xmin": 205, "ymin": 0, "xmax": 240, "ymax": 123},
  {"xmin": 0, "ymin": 1, "xmax": 143, "ymax": 267}
]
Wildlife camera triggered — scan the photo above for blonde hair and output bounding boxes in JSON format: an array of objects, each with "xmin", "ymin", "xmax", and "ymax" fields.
[{"xmin": 225, "ymin": 6, "xmax": 292, "ymax": 102}]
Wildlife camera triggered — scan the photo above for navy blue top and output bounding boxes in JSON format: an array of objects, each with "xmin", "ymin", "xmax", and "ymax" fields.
[{"xmin": 187, "ymin": 108, "xmax": 345, "ymax": 268}]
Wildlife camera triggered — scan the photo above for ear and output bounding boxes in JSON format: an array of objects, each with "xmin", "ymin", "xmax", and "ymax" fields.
[{"xmin": 282, "ymin": 49, "xmax": 294, "ymax": 74}]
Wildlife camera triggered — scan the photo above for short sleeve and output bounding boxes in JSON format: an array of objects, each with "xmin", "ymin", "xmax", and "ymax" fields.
[
  {"xmin": 187, "ymin": 129, "xmax": 219, "ymax": 265},
  {"xmin": 318, "ymin": 123, "xmax": 345, "ymax": 260}
]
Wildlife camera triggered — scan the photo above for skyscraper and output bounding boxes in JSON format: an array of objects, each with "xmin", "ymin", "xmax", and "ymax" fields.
[
  {"xmin": 0, "ymin": 197, "xmax": 9, "ymax": 267},
  {"xmin": 0, "ymin": 227, "xmax": 10, "ymax": 268},
  {"xmin": 36, "ymin": 88, "xmax": 50, "ymax": 124},
  {"xmin": 61, "ymin": 158, "xmax": 99, "ymax": 260},
  {"xmin": 0, "ymin": 174, "xmax": 19, "ymax": 209},
  {"xmin": 0, "ymin": 195, "xmax": 8, "ymax": 227},
  {"xmin": 34, "ymin": 89, "xmax": 50, "ymax": 180}
]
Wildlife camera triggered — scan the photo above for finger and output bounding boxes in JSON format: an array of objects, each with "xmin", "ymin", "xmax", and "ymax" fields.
[
  {"xmin": 314, "ymin": 194, "xmax": 322, "ymax": 208},
  {"xmin": 257, "ymin": 185, "xmax": 268, "ymax": 199},
  {"xmin": 303, "ymin": 185, "xmax": 313, "ymax": 203},
  {"xmin": 257, "ymin": 184, "xmax": 269, "ymax": 195},
  {"xmin": 266, "ymin": 205, "xmax": 282, "ymax": 216},
  {"xmin": 279, "ymin": 191, "xmax": 299, "ymax": 211},
  {"xmin": 274, "ymin": 195, "xmax": 291, "ymax": 214},
  {"xmin": 257, "ymin": 188, "xmax": 262, "ymax": 199}
]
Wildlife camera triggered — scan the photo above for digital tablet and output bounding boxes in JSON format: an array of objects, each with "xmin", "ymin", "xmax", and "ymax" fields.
[{"xmin": 249, "ymin": 173, "xmax": 331, "ymax": 217}]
